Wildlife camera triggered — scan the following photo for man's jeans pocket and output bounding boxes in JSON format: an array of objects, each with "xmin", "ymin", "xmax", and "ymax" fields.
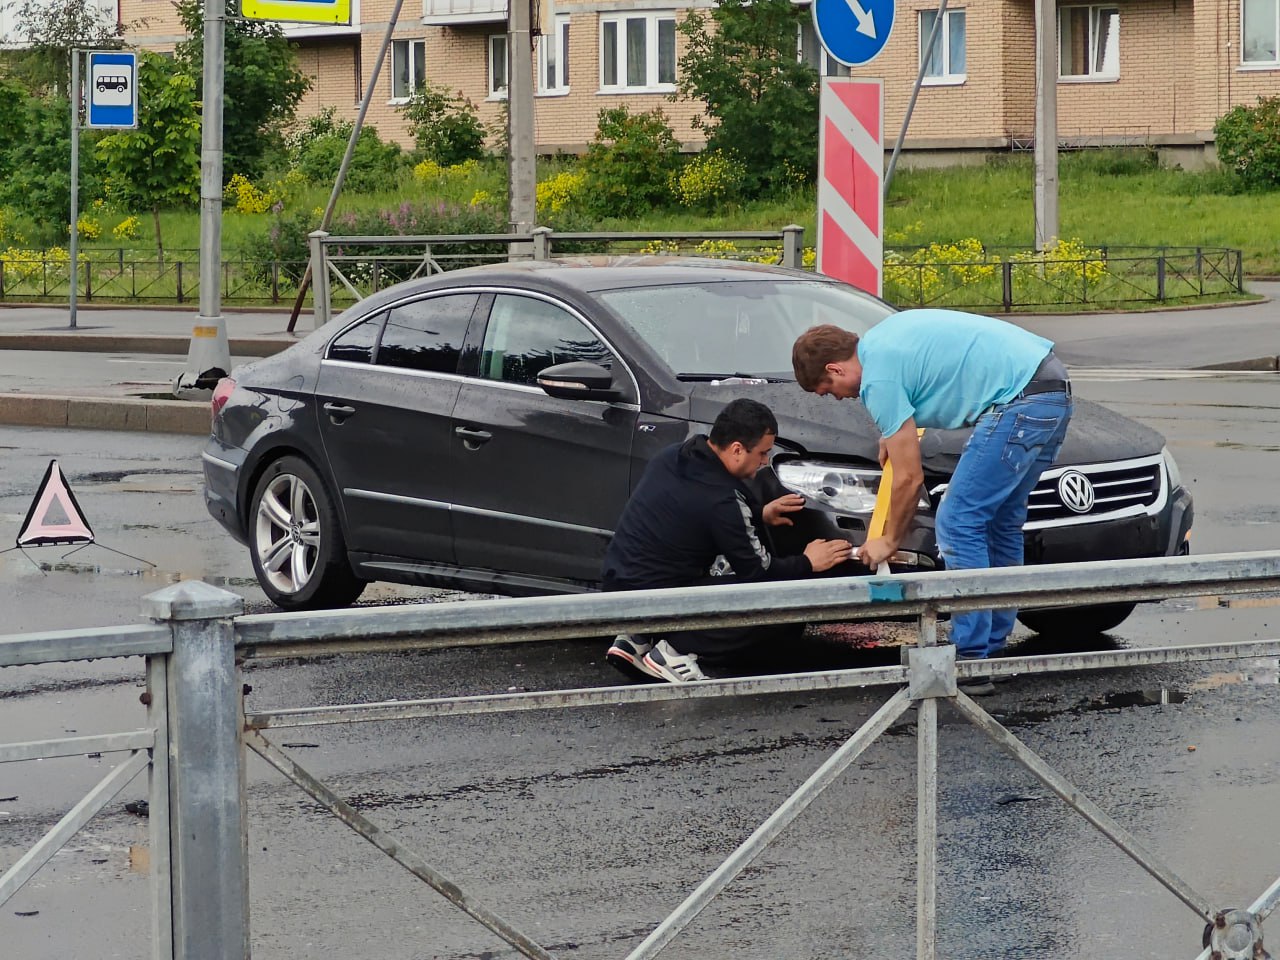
[{"xmin": 1000, "ymin": 412, "xmax": 1063, "ymax": 474}]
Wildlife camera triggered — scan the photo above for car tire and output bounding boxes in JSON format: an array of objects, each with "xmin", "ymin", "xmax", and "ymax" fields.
[
  {"xmin": 1016, "ymin": 602, "xmax": 1136, "ymax": 637},
  {"xmin": 248, "ymin": 455, "xmax": 365, "ymax": 610}
]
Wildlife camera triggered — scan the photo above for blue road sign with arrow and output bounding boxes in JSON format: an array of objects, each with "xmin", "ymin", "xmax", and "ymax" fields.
[
  {"xmin": 87, "ymin": 51, "xmax": 137, "ymax": 129},
  {"xmin": 812, "ymin": 0, "xmax": 895, "ymax": 67}
]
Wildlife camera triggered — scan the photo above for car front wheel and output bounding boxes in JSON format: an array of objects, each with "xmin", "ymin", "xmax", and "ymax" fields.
[
  {"xmin": 249, "ymin": 455, "xmax": 365, "ymax": 610},
  {"xmin": 1016, "ymin": 601, "xmax": 1136, "ymax": 637}
]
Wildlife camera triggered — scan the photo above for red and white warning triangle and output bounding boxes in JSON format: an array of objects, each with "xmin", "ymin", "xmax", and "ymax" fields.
[{"xmin": 17, "ymin": 460, "xmax": 95, "ymax": 547}]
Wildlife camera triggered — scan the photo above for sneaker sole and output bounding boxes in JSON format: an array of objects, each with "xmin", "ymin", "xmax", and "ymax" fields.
[
  {"xmin": 957, "ymin": 681, "xmax": 997, "ymax": 697},
  {"xmin": 606, "ymin": 648, "xmax": 663, "ymax": 682}
]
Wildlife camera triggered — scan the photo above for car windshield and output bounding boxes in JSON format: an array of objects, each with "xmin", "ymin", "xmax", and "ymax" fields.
[{"xmin": 594, "ymin": 279, "xmax": 894, "ymax": 379}]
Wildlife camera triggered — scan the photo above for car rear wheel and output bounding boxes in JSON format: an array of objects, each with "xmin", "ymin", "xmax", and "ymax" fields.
[
  {"xmin": 1016, "ymin": 602, "xmax": 1136, "ymax": 637},
  {"xmin": 249, "ymin": 455, "xmax": 365, "ymax": 610}
]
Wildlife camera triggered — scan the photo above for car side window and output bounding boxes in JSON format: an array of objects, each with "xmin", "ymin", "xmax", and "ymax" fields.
[
  {"xmin": 479, "ymin": 294, "xmax": 613, "ymax": 386},
  {"xmin": 328, "ymin": 313, "xmax": 384, "ymax": 364},
  {"xmin": 376, "ymin": 294, "xmax": 478, "ymax": 374}
]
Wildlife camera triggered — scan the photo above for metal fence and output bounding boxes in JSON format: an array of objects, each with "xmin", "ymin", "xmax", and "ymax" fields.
[
  {"xmin": 884, "ymin": 245, "xmax": 1245, "ymax": 312},
  {"xmin": 4, "ymin": 552, "xmax": 1280, "ymax": 959}
]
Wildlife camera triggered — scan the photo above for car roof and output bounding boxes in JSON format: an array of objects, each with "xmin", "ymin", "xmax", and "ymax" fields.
[{"xmin": 424, "ymin": 256, "xmax": 819, "ymax": 293}]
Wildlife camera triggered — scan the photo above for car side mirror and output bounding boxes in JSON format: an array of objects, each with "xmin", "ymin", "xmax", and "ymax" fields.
[{"xmin": 536, "ymin": 361, "xmax": 621, "ymax": 401}]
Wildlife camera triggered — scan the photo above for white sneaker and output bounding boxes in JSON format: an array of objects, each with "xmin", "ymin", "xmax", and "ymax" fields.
[
  {"xmin": 605, "ymin": 634, "xmax": 662, "ymax": 681},
  {"xmin": 641, "ymin": 638, "xmax": 709, "ymax": 683}
]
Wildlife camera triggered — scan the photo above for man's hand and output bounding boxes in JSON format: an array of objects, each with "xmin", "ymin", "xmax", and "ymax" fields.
[
  {"xmin": 763, "ymin": 493, "xmax": 806, "ymax": 527},
  {"xmin": 804, "ymin": 538, "xmax": 854, "ymax": 573},
  {"xmin": 856, "ymin": 536, "xmax": 897, "ymax": 568}
]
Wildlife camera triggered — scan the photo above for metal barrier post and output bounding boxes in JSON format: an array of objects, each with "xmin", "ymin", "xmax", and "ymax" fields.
[
  {"xmin": 309, "ymin": 230, "xmax": 331, "ymax": 330},
  {"xmin": 781, "ymin": 225, "xmax": 804, "ymax": 269},
  {"xmin": 142, "ymin": 582, "xmax": 247, "ymax": 960},
  {"xmin": 1157, "ymin": 255, "xmax": 1167, "ymax": 301},
  {"xmin": 911, "ymin": 609, "xmax": 944, "ymax": 960},
  {"xmin": 531, "ymin": 226, "xmax": 552, "ymax": 261}
]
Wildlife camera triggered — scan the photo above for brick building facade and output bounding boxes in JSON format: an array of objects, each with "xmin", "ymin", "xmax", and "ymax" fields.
[{"xmin": 115, "ymin": 0, "xmax": 1280, "ymax": 162}]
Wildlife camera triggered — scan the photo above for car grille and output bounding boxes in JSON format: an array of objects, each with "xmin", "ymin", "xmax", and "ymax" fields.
[{"xmin": 1025, "ymin": 454, "xmax": 1165, "ymax": 528}]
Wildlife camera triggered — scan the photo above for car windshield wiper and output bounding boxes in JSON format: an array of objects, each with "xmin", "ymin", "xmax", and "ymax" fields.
[{"xmin": 675, "ymin": 372, "xmax": 788, "ymax": 383}]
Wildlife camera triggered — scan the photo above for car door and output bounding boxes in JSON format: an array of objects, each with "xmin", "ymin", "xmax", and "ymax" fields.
[
  {"xmin": 451, "ymin": 291, "xmax": 639, "ymax": 585},
  {"xmin": 315, "ymin": 292, "xmax": 481, "ymax": 563}
]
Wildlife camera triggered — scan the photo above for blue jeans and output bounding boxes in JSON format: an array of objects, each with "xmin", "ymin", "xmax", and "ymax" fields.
[{"xmin": 935, "ymin": 392, "xmax": 1073, "ymax": 658}]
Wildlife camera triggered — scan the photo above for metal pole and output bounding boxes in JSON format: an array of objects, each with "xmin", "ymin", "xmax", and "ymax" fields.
[
  {"xmin": 308, "ymin": 231, "xmax": 331, "ymax": 327},
  {"xmin": 142, "ymin": 582, "xmax": 248, "ymax": 960},
  {"xmin": 146, "ymin": 654, "xmax": 174, "ymax": 960},
  {"xmin": 884, "ymin": 0, "xmax": 947, "ymax": 201},
  {"xmin": 69, "ymin": 49, "xmax": 80, "ymax": 330},
  {"xmin": 1033, "ymin": 0, "xmax": 1059, "ymax": 249},
  {"xmin": 915, "ymin": 609, "xmax": 938, "ymax": 960},
  {"xmin": 286, "ymin": 0, "xmax": 406, "ymax": 333},
  {"xmin": 623, "ymin": 689, "xmax": 914, "ymax": 960},
  {"xmin": 174, "ymin": 0, "xmax": 231, "ymax": 398},
  {"xmin": 508, "ymin": 0, "xmax": 537, "ymax": 242}
]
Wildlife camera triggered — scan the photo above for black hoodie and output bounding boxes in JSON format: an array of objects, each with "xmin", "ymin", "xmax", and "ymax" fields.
[{"xmin": 601, "ymin": 435, "xmax": 813, "ymax": 591}]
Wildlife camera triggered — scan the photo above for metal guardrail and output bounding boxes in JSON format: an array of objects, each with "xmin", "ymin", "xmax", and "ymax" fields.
[{"xmin": 4, "ymin": 553, "xmax": 1280, "ymax": 958}]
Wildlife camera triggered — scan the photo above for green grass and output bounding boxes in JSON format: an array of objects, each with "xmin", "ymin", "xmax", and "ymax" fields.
[{"xmin": 12, "ymin": 149, "xmax": 1280, "ymax": 283}]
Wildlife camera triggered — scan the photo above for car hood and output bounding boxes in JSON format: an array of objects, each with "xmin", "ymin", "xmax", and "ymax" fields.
[{"xmin": 685, "ymin": 383, "xmax": 1166, "ymax": 474}]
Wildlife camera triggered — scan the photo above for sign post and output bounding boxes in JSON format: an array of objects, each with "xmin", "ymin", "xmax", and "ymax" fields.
[{"xmin": 811, "ymin": 0, "xmax": 890, "ymax": 295}]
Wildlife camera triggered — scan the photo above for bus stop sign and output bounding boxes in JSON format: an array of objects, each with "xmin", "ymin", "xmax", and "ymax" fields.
[
  {"xmin": 812, "ymin": 0, "xmax": 895, "ymax": 67},
  {"xmin": 86, "ymin": 51, "xmax": 137, "ymax": 129}
]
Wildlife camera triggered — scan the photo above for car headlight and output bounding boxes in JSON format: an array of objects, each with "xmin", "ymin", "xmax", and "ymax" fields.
[
  {"xmin": 775, "ymin": 460, "xmax": 930, "ymax": 515},
  {"xmin": 1162, "ymin": 446, "xmax": 1183, "ymax": 491}
]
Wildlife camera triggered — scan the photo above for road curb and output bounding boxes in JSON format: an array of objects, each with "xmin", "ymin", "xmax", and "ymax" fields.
[
  {"xmin": 0, "ymin": 332, "xmax": 298, "ymax": 356},
  {"xmin": 1195, "ymin": 356, "xmax": 1280, "ymax": 371},
  {"xmin": 0, "ymin": 393, "xmax": 210, "ymax": 435}
]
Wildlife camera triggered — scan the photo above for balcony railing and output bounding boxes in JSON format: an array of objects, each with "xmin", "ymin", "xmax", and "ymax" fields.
[{"xmin": 422, "ymin": 0, "xmax": 506, "ymax": 23}]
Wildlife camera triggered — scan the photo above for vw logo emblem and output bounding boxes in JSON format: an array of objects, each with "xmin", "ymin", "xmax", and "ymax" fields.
[{"xmin": 1057, "ymin": 470, "xmax": 1096, "ymax": 514}]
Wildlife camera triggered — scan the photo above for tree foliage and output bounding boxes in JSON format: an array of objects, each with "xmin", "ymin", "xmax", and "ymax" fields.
[
  {"xmin": 676, "ymin": 0, "xmax": 819, "ymax": 192},
  {"xmin": 1214, "ymin": 96, "xmax": 1280, "ymax": 190},
  {"xmin": 400, "ymin": 84, "xmax": 487, "ymax": 167},
  {"xmin": 174, "ymin": 0, "xmax": 310, "ymax": 181},
  {"xmin": 5, "ymin": 0, "xmax": 125, "ymax": 96},
  {"xmin": 96, "ymin": 53, "xmax": 201, "ymax": 261},
  {"xmin": 0, "ymin": 91, "xmax": 106, "ymax": 244},
  {"xmin": 580, "ymin": 106, "xmax": 681, "ymax": 219}
]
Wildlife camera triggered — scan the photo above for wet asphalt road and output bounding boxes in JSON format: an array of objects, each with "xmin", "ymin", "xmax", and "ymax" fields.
[{"xmin": 3, "ymin": 369, "xmax": 1280, "ymax": 959}]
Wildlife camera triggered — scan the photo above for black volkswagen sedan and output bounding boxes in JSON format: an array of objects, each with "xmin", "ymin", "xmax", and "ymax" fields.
[{"xmin": 202, "ymin": 258, "xmax": 1193, "ymax": 634}]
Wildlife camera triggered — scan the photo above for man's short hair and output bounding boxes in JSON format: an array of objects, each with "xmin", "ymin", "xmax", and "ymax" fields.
[
  {"xmin": 792, "ymin": 324, "xmax": 861, "ymax": 391},
  {"xmin": 708, "ymin": 397, "xmax": 777, "ymax": 449}
]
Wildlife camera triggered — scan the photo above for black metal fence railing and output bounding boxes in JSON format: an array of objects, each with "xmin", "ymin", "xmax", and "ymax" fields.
[{"xmin": 0, "ymin": 242, "xmax": 1245, "ymax": 311}]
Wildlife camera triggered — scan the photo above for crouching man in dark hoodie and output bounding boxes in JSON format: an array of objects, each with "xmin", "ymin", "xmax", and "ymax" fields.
[{"xmin": 601, "ymin": 397, "xmax": 853, "ymax": 683}]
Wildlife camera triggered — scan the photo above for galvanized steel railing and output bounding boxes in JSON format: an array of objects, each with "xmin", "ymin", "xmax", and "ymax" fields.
[{"xmin": 4, "ymin": 552, "xmax": 1280, "ymax": 959}]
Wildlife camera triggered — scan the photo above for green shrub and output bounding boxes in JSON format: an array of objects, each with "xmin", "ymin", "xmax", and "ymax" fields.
[
  {"xmin": 580, "ymin": 106, "xmax": 680, "ymax": 219},
  {"xmin": 1060, "ymin": 147, "xmax": 1160, "ymax": 178},
  {"xmin": 401, "ymin": 85, "xmax": 487, "ymax": 167},
  {"xmin": 671, "ymin": 150, "xmax": 747, "ymax": 209},
  {"xmin": 284, "ymin": 107, "xmax": 352, "ymax": 162},
  {"xmin": 1214, "ymin": 96, "xmax": 1280, "ymax": 190},
  {"xmin": 295, "ymin": 127, "xmax": 406, "ymax": 193},
  {"xmin": 240, "ymin": 200, "xmax": 508, "ymax": 282}
]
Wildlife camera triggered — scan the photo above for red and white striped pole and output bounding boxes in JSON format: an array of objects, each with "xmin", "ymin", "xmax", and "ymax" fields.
[{"xmin": 817, "ymin": 77, "xmax": 884, "ymax": 297}]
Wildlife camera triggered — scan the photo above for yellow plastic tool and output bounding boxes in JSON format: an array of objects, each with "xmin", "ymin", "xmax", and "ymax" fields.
[{"xmin": 867, "ymin": 429, "xmax": 925, "ymax": 575}]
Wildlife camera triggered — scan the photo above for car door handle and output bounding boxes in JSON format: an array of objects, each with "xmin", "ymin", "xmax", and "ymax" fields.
[
  {"xmin": 454, "ymin": 426, "xmax": 492, "ymax": 447},
  {"xmin": 323, "ymin": 402, "xmax": 356, "ymax": 423}
]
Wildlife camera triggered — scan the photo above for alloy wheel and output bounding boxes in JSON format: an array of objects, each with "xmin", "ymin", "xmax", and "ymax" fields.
[{"xmin": 254, "ymin": 472, "xmax": 321, "ymax": 595}]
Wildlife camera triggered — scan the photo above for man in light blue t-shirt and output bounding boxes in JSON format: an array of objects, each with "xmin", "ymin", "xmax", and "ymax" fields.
[{"xmin": 791, "ymin": 309, "xmax": 1074, "ymax": 695}]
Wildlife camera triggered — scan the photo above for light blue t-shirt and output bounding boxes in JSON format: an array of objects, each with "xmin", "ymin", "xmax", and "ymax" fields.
[{"xmin": 858, "ymin": 309, "xmax": 1054, "ymax": 436}]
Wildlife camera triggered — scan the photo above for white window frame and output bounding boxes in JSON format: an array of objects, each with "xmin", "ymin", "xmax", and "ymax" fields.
[
  {"xmin": 919, "ymin": 8, "xmax": 966, "ymax": 85},
  {"xmin": 796, "ymin": 20, "xmax": 850, "ymax": 77},
  {"xmin": 599, "ymin": 11, "xmax": 677, "ymax": 93},
  {"xmin": 488, "ymin": 33, "xmax": 509, "ymax": 99},
  {"xmin": 1242, "ymin": 0, "xmax": 1280, "ymax": 66},
  {"xmin": 538, "ymin": 13, "xmax": 571, "ymax": 94},
  {"xmin": 1058, "ymin": 5, "xmax": 1120, "ymax": 80},
  {"xmin": 389, "ymin": 38, "xmax": 426, "ymax": 102}
]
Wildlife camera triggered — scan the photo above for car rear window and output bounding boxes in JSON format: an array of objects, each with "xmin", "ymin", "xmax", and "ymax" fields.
[{"xmin": 595, "ymin": 279, "xmax": 893, "ymax": 377}]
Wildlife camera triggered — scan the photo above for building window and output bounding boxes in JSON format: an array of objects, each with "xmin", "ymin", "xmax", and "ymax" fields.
[
  {"xmin": 391, "ymin": 39, "xmax": 425, "ymax": 101},
  {"xmin": 920, "ymin": 8, "xmax": 965, "ymax": 82},
  {"xmin": 1243, "ymin": 0, "xmax": 1280, "ymax": 64},
  {"xmin": 1059, "ymin": 6, "xmax": 1119, "ymax": 78},
  {"xmin": 538, "ymin": 13, "xmax": 571, "ymax": 93},
  {"xmin": 600, "ymin": 12, "xmax": 676, "ymax": 91},
  {"xmin": 797, "ymin": 19, "xmax": 850, "ymax": 77},
  {"xmin": 489, "ymin": 33, "xmax": 509, "ymax": 98}
]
